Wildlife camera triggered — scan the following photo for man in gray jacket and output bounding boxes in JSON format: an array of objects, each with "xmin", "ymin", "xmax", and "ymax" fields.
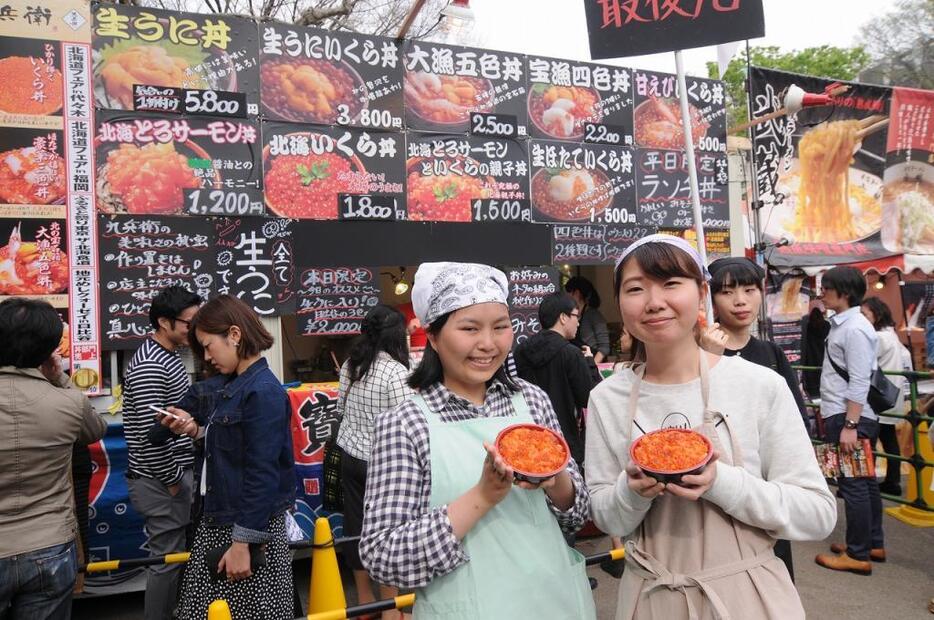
[{"xmin": 0, "ymin": 298, "xmax": 106, "ymax": 618}]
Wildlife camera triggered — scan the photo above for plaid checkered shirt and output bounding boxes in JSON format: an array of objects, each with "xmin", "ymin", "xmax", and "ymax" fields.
[{"xmin": 359, "ymin": 378, "xmax": 590, "ymax": 588}]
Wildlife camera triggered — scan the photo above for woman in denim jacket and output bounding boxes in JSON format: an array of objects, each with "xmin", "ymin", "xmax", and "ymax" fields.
[{"xmin": 161, "ymin": 295, "xmax": 294, "ymax": 619}]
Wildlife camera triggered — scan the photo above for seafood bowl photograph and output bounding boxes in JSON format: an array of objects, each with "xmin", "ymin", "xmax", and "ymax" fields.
[
  {"xmin": 0, "ymin": 52, "xmax": 63, "ymax": 117},
  {"xmin": 95, "ymin": 139, "xmax": 220, "ymax": 215},
  {"xmin": 881, "ymin": 160, "xmax": 934, "ymax": 255},
  {"xmin": 405, "ymin": 156, "xmax": 495, "ymax": 222},
  {"xmin": 629, "ymin": 428, "xmax": 713, "ymax": 484},
  {"xmin": 531, "ymin": 167, "xmax": 613, "ymax": 222},
  {"xmin": 527, "ymin": 83, "xmax": 602, "ymax": 140},
  {"xmin": 0, "ymin": 145, "xmax": 67, "ymax": 206},
  {"xmin": 93, "ymin": 37, "xmax": 239, "ymax": 111},
  {"xmin": 404, "ymin": 71, "xmax": 495, "ymax": 130},
  {"xmin": 634, "ymin": 97, "xmax": 709, "ymax": 150},
  {"xmin": 494, "ymin": 423, "xmax": 570, "ymax": 484},
  {"xmin": 263, "ymin": 132, "xmax": 369, "ymax": 220},
  {"xmin": 260, "ymin": 56, "xmax": 368, "ymax": 125}
]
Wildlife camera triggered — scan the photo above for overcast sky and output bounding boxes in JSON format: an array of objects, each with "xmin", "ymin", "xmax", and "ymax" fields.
[{"xmin": 468, "ymin": 0, "xmax": 896, "ymax": 77}]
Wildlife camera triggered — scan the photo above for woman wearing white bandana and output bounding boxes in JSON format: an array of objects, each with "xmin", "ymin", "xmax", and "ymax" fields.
[
  {"xmin": 585, "ymin": 235, "xmax": 836, "ymax": 619},
  {"xmin": 360, "ymin": 262, "xmax": 596, "ymax": 620}
]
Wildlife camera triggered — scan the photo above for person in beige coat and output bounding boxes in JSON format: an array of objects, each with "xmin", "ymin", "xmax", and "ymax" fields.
[
  {"xmin": 586, "ymin": 235, "xmax": 836, "ymax": 620},
  {"xmin": 0, "ymin": 298, "xmax": 106, "ymax": 619}
]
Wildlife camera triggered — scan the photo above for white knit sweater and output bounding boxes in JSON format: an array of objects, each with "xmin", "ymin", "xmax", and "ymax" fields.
[{"xmin": 585, "ymin": 354, "xmax": 836, "ymax": 541}]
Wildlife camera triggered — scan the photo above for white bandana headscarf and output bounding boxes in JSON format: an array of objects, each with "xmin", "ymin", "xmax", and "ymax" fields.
[
  {"xmin": 411, "ymin": 262, "xmax": 509, "ymax": 326},
  {"xmin": 615, "ymin": 233, "xmax": 711, "ymax": 281}
]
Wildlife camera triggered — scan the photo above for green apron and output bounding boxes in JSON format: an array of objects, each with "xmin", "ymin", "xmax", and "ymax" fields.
[{"xmin": 410, "ymin": 391, "xmax": 596, "ymax": 620}]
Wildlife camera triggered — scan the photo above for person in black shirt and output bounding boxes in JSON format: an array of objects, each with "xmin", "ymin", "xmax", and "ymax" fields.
[{"xmin": 704, "ymin": 257, "xmax": 809, "ymax": 583}]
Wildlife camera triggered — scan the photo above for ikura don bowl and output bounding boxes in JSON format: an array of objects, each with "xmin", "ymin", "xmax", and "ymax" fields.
[
  {"xmin": 494, "ymin": 423, "xmax": 570, "ymax": 484},
  {"xmin": 629, "ymin": 428, "xmax": 713, "ymax": 484}
]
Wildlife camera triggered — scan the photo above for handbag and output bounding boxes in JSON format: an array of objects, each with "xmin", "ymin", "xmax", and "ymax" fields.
[
  {"xmin": 825, "ymin": 351, "xmax": 899, "ymax": 414},
  {"xmin": 322, "ymin": 436, "xmax": 344, "ymax": 513}
]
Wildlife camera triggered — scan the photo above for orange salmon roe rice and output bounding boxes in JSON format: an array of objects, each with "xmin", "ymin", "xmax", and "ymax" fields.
[
  {"xmin": 633, "ymin": 429, "xmax": 709, "ymax": 472},
  {"xmin": 498, "ymin": 427, "xmax": 566, "ymax": 474}
]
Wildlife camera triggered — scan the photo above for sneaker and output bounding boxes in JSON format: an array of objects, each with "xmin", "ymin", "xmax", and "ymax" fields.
[
  {"xmin": 815, "ymin": 552, "xmax": 872, "ymax": 575},
  {"xmin": 829, "ymin": 543, "xmax": 886, "ymax": 562}
]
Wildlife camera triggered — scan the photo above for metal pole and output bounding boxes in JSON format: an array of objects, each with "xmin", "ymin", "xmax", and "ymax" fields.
[{"xmin": 673, "ymin": 50, "xmax": 712, "ymax": 321}]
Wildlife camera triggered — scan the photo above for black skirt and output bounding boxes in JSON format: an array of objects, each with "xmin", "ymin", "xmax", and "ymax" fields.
[
  {"xmin": 340, "ymin": 450, "xmax": 368, "ymax": 570},
  {"xmin": 176, "ymin": 513, "xmax": 293, "ymax": 619}
]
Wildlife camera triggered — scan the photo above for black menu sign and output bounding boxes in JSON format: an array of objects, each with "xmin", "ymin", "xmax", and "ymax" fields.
[
  {"xmin": 582, "ymin": 0, "xmax": 764, "ymax": 60},
  {"xmin": 405, "ymin": 133, "xmax": 530, "ymax": 222},
  {"xmin": 551, "ymin": 224, "xmax": 655, "ymax": 265},
  {"xmin": 98, "ymin": 214, "xmax": 215, "ymax": 348},
  {"xmin": 526, "ymin": 56, "xmax": 633, "ymax": 144},
  {"xmin": 403, "ymin": 40, "xmax": 527, "ymax": 135},
  {"xmin": 262, "ymin": 122, "xmax": 406, "ymax": 220},
  {"xmin": 632, "ymin": 70, "xmax": 727, "ymax": 154},
  {"xmin": 259, "ymin": 22, "xmax": 404, "ymax": 130},
  {"xmin": 636, "ymin": 149, "xmax": 728, "ymax": 228},
  {"xmin": 92, "ymin": 3, "xmax": 260, "ymax": 115},
  {"xmin": 95, "ymin": 110, "xmax": 263, "ymax": 217},
  {"xmin": 529, "ymin": 139, "xmax": 637, "ymax": 225},
  {"xmin": 507, "ymin": 266, "xmax": 560, "ymax": 346},
  {"xmin": 214, "ymin": 216, "xmax": 296, "ymax": 317},
  {"xmin": 296, "ymin": 266, "xmax": 380, "ymax": 336}
]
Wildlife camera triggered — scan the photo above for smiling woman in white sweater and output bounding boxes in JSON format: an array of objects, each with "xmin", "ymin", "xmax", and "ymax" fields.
[{"xmin": 585, "ymin": 234, "xmax": 836, "ymax": 620}]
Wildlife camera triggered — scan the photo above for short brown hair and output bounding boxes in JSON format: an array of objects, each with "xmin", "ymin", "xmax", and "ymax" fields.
[{"xmin": 188, "ymin": 295, "xmax": 273, "ymax": 360}]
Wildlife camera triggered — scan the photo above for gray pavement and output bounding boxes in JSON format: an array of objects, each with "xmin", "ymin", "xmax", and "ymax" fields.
[{"xmin": 73, "ymin": 497, "xmax": 934, "ymax": 619}]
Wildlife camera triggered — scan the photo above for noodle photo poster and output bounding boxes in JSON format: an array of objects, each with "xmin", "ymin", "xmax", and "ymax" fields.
[{"xmin": 749, "ymin": 67, "xmax": 895, "ymax": 267}]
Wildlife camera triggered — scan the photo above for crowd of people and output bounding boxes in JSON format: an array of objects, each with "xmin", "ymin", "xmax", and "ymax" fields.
[{"xmin": 0, "ymin": 233, "xmax": 931, "ymax": 619}]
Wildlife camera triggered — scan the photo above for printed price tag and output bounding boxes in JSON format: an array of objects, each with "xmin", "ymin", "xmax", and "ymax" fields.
[
  {"xmin": 183, "ymin": 88, "xmax": 247, "ymax": 118},
  {"xmin": 185, "ymin": 189, "xmax": 264, "ymax": 216},
  {"xmin": 338, "ymin": 194, "xmax": 403, "ymax": 221},
  {"xmin": 471, "ymin": 198, "xmax": 532, "ymax": 223},
  {"xmin": 470, "ymin": 112, "xmax": 522, "ymax": 139},
  {"xmin": 583, "ymin": 122, "xmax": 630, "ymax": 146}
]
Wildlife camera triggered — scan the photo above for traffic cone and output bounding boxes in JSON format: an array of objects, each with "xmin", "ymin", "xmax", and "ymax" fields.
[
  {"xmin": 308, "ymin": 517, "xmax": 347, "ymax": 614},
  {"xmin": 207, "ymin": 599, "xmax": 232, "ymax": 620}
]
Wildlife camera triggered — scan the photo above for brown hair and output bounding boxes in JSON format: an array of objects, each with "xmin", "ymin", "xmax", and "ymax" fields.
[
  {"xmin": 188, "ymin": 295, "xmax": 273, "ymax": 360},
  {"xmin": 613, "ymin": 242, "xmax": 706, "ymax": 362}
]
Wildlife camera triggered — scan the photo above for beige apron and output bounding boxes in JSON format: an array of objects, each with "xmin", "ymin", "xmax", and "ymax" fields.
[{"xmin": 618, "ymin": 352, "xmax": 804, "ymax": 620}]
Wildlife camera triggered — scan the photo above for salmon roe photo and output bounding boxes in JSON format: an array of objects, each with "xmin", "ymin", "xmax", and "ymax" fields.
[
  {"xmin": 632, "ymin": 429, "xmax": 710, "ymax": 472},
  {"xmin": 498, "ymin": 426, "xmax": 567, "ymax": 475}
]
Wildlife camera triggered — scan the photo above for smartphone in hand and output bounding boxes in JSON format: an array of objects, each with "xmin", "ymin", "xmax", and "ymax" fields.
[{"xmin": 149, "ymin": 404, "xmax": 183, "ymax": 421}]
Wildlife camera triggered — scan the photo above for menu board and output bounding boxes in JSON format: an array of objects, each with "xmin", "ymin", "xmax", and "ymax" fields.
[
  {"xmin": 0, "ymin": 36, "xmax": 64, "ymax": 131},
  {"xmin": 405, "ymin": 133, "xmax": 529, "ymax": 222},
  {"xmin": 402, "ymin": 40, "xmax": 527, "ymax": 135},
  {"xmin": 657, "ymin": 227, "xmax": 731, "ymax": 260},
  {"xmin": 95, "ymin": 110, "xmax": 263, "ymax": 216},
  {"xmin": 526, "ymin": 56, "xmax": 632, "ymax": 144},
  {"xmin": 529, "ymin": 139, "xmax": 636, "ymax": 225},
  {"xmin": 262, "ymin": 122, "xmax": 405, "ymax": 220},
  {"xmin": 551, "ymin": 224, "xmax": 655, "ymax": 265},
  {"xmin": 632, "ymin": 70, "xmax": 727, "ymax": 154},
  {"xmin": 98, "ymin": 215, "xmax": 215, "ymax": 348},
  {"xmin": 296, "ymin": 266, "xmax": 380, "ymax": 336},
  {"xmin": 92, "ymin": 3, "xmax": 260, "ymax": 115},
  {"xmin": 506, "ymin": 266, "xmax": 559, "ymax": 346},
  {"xmin": 214, "ymin": 216, "xmax": 296, "ymax": 317},
  {"xmin": 259, "ymin": 22, "xmax": 403, "ymax": 131},
  {"xmin": 0, "ymin": 215, "xmax": 68, "ymax": 307},
  {"xmin": 636, "ymin": 149, "xmax": 728, "ymax": 228}
]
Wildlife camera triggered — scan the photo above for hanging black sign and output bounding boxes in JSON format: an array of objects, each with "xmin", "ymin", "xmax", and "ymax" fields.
[
  {"xmin": 98, "ymin": 214, "xmax": 215, "ymax": 349},
  {"xmin": 635, "ymin": 148, "xmax": 728, "ymax": 228},
  {"xmin": 214, "ymin": 216, "xmax": 296, "ymax": 317},
  {"xmin": 582, "ymin": 0, "xmax": 764, "ymax": 60},
  {"xmin": 506, "ymin": 266, "xmax": 560, "ymax": 346},
  {"xmin": 551, "ymin": 223, "xmax": 654, "ymax": 265},
  {"xmin": 296, "ymin": 266, "xmax": 380, "ymax": 336}
]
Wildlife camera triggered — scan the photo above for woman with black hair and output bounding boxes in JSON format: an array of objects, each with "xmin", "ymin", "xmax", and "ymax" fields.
[
  {"xmin": 335, "ymin": 304, "xmax": 412, "ymax": 616},
  {"xmin": 860, "ymin": 297, "xmax": 911, "ymax": 496},
  {"xmin": 565, "ymin": 275, "xmax": 610, "ymax": 363},
  {"xmin": 360, "ymin": 262, "xmax": 595, "ymax": 619}
]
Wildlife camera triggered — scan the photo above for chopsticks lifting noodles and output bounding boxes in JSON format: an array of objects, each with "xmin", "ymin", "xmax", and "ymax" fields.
[{"xmin": 855, "ymin": 117, "xmax": 889, "ymax": 141}]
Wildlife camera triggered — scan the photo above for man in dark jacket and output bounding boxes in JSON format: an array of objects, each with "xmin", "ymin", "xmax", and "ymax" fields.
[{"xmin": 514, "ymin": 292, "xmax": 602, "ymax": 468}]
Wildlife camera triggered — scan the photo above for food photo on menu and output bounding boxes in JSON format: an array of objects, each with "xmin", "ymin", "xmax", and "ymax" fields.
[
  {"xmin": 259, "ymin": 22, "xmax": 404, "ymax": 130},
  {"xmin": 632, "ymin": 69, "xmax": 726, "ymax": 153},
  {"xmin": 0, "ymin": 37, "xmax": 63, "ymax": 119},
  {"xmin": 94, "ymin": 111, "xmax": 263, "ymax": 216},
  {"xmin": 262, "ymin": 122, "xmax": 405, "ymax": 220},
  {"xmin": 0, "ymin": 127, "xmax": 67, "ymax": 206},
  {"xmin": 92, "ymin": 3, "xmax": 260, "ymax": 112},
  {"xmin": 0, "ymin": 218, "xmax": 68, "ymax": 299},
  {"xmin": 405, "ymin": 133, "xmax": 529, "ymax": 222}
]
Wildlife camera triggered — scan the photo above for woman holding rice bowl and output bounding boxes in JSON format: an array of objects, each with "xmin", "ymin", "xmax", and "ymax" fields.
[
  {"xmin": 585, "ymin": 234, "xmax": 836, "ymax": 619},
  {"xmin": 359, "ymin": 262, "xmax": 595, "ymax": 619}
]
